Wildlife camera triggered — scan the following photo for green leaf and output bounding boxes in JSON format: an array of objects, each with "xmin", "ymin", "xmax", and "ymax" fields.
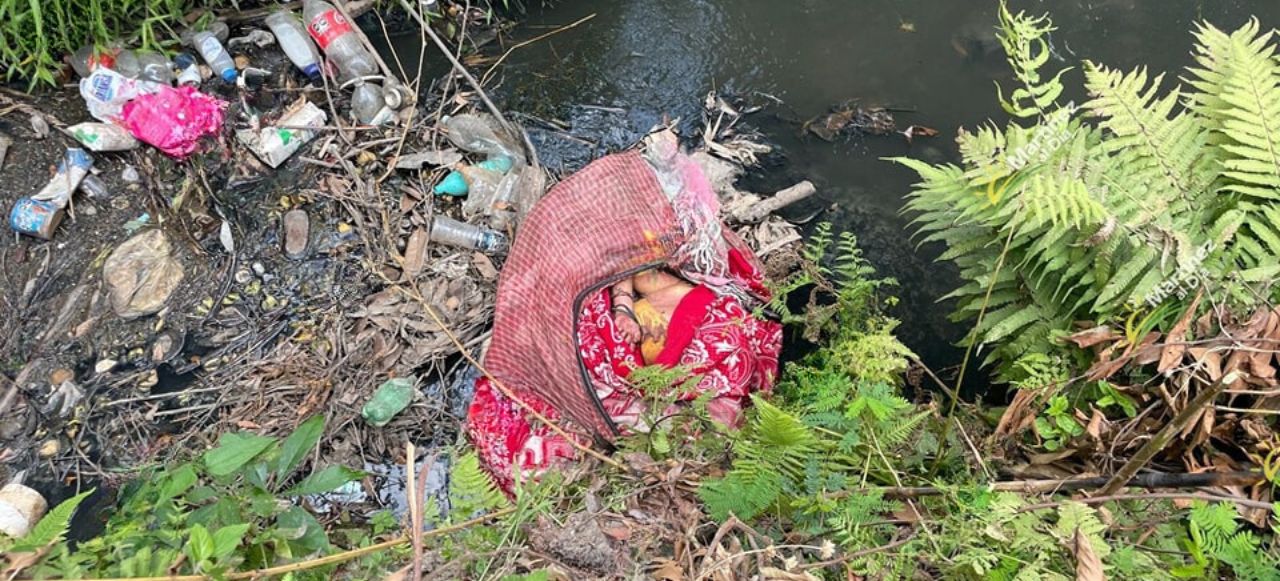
[
  {"xmin": 159, "ymin": 464, "xmax": 198, "ymax": 502},
  {"xmin": 204, "ymin": 432, "xmax": 277, "ymax": 477},
  {"xmin": 285, "ymin": 465, "xmax": 364, "ymax": 496},
  {"xmin": 212, "ymin": 523, "xmax": 251, "ymax": 558},
  {"xmin": 274, "ymin": 415, "xmax": 325, "ymax": 483},
  {"xmin": 10, "ymin": 489, "xmax": 93, "ymax": 552},
  {"xmin": 276, "ymin": 506, "xmax": 330, "ymax": 555},
  {"xmin": 186, "ymin": 524, "xmax": 215, "ymax": 565}
]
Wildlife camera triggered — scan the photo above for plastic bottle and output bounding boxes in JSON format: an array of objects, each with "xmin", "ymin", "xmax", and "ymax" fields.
[
  {"xmin": 192, "ymin": 31, "xmax": 238, "ymax": 83},
  {"xmin": 442, "ymin": 114, "xmax": 524, "ymax": 165},
  {"xmin": 265, "ymin": 11, "xmax": 323, "ymax": 82},
  {"xmin": 113, "ymin": 50, "xmax": 141, "ymax": 79},
  {"xmin": 361, "ymin": 377, "xmax": 416, "ymax": 427},
  {"xmin": 136, "ymin": 52, "xmax": 173, "ymax": 84},
  {"xmin": 351, "ymin": 82, "xmax": 384, "ymax": 124},
  {"xmin": 429, "ymin": 217, "xmax": 507, "ymax": 253},
  {"xmin": 303, "ymin": 0, "xmax": 377, "ymax": 82},
  {"xmin": 70, "ymin": 45, "xmax": 119, "ymax": 78}
]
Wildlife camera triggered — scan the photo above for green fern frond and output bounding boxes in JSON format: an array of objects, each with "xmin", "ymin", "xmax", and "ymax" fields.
[
  {"xmin": 449, "ymin": 453, "xmax": 507, "ymax": 517},
  {"xmin": 8, "ymin": 489, "xmax": 94, "ymax": 553}
]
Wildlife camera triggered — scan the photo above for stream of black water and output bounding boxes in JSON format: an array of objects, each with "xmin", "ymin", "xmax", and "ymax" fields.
[{"xmin": 381, "ymin": 0, "xmax": 1280, "ymax": 387}]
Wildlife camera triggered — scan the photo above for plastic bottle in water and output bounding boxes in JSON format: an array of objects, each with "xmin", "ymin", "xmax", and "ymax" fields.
[
  {"xmin": 264, "ymin": 11, "xmax": 323, "ymax": 82},
  {"xmin": 136, "ymin": 52, "xmax": 174, "ymax": 84},
  {"xmin": 429, "ymin": 217, "xmax": 507, "ymax": 254},
  {"xmin": 442, "ymin": 114, "xmax": 525, "ymax": 165},
  {"xmin": 192, "ymin": 31, "xmax": 238, "ymax": 83},
  {"xmin": 303, "ymin": 0, "xmax": 377, "ymax": 82}
]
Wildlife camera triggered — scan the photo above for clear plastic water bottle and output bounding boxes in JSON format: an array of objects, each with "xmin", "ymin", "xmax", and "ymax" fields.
[
  {"xmin": 70, "ymin": 44, "xmax": 119, "ymax": 78},
  {"xmin": 113, "ymin": 50, "xmax": 141, "ymax": 79},
  {"xmin": 351, "ymin": 82, "xmax": 384, "ymax": 124},
  {"xmin": 429, "ymin": 217, "xmax": 507, "ymax": 254},
  {"xmin": 192, "ymin": 31, "xmax": 237, "ymax": 83},
  {"xmin": 265, "ymin": 11, "xmax": 323, "ymax": 82},
  {"xmin": 303, "ymin": 0, "xmax": 377, "ymax": 82},
  {"xmin": 136, "ymin": 52, "xmax": 173, "ymax": 84}
]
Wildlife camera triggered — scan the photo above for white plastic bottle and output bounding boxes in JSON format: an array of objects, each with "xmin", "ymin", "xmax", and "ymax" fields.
[
  {"xmin": 303, "ymin": 0, "xmax": 377, "ymax": 82},
  {"xmin": 192, "ymin": 31, "xmax": 238, "ymax": 83},
  {"xmin": 265, "ymin": 11, "xmax": 323, "ymax": 82}
]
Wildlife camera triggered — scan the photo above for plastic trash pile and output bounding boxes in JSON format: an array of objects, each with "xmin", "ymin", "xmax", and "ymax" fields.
[{"xmin": 9, "ymin": 0, "xmax": 422, "ymax": 242}]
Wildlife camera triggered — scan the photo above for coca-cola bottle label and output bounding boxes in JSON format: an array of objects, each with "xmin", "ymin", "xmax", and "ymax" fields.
[{"xmin": 308, "ymin": 10, "xmax": 352, "ymax": 50}]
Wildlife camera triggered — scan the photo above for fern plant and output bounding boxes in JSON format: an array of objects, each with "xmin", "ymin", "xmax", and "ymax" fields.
[{"xmin": 899, "ymin": 5, "xmax": 1280, "ymax": 386}]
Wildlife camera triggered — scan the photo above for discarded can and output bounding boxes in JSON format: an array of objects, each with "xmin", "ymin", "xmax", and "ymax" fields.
[
  {"xmin": 361, "ymin": 377, "xmax": 416, "ymax": 427},
  {"xmin": 235, "ymin": 101, "xmax": 328, "ymax": 167},
  {"xmin": 33, "ymin": 148, "xmax": 94, "ymax": 206},
  {"xmin": 9, "ymin": 197, "xmax": 65, "ymax": 239},
  {"xmin": 429, "ymin": 216, "xmax": 507, "ymax": 253},
  {"xmin": 69, "ymin": 122, "xmax": 139, "ymax": 152}
]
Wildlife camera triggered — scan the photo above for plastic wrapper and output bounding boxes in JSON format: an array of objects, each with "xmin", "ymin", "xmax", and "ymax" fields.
[
  {"xmin": 121, "ymin": 86, "xmax": 227, "ymax": 159},
  {"xmin": 69, "ymin": 122, "xmax": 140, "ymax": 152},
  {"xmin": 236, "ymin": 101, "xmax": 327, "ymax": 167}
]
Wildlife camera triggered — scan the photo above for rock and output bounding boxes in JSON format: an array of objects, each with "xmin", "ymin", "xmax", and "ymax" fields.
[
  {"xmin": 0, "ymin": 483, "xmax": 48, "ymax": 537},
  {"xmin": 38, "ymin": 439, "xmax": 60, "ymax": 458},
  {"xmin": 94, "ymin": 359, "xmax": 118, "ymax": 374},
  {"xmin": 283, "ymin": 209, "xmax": 310, "ymax": 259},
  {"xmin": 103, "ymin": 230, "xmax": 185, "ymax": 319}
]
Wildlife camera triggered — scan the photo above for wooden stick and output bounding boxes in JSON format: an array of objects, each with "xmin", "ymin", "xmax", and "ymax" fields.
[
  {"xmin": 396, "ymin": 0, "xmax": 515, "ymax": 136},
  {"xmin": 1018, "ymin": 492, "xmax": 1275, "ymax": 513},
  {"xmin": 728, "ymin": 181, "xmax": 816, "ymax": 224},
  {"xmin": 1099, "ymin": 371, "xmax": 1238, "ymax": 496},
  {"xmin": 829, "ymin": 471, "xmax": 1264, "ymax": 499}
]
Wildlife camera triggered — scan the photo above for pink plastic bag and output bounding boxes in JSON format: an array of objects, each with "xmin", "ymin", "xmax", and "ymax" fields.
[{"xmin": 121, "ymin": 86, "xmax": 226, "ymax": 159}]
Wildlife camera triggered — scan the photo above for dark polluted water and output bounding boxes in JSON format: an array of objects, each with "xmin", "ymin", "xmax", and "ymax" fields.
[{"xmin": 380, "ymin": 0, "xmax": 1280, "ymax": 390}]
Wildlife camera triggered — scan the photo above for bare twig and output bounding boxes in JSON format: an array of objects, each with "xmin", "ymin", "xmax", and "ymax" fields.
[
  {"xmin": 1099, "ymin": 371, "xmax": 1238, "ymax": 496},
  {"xmin": 396, "ymin": 0, "xmax": 515, "ymax": 135},
  {"xmin": 1017, "ymin": 492, "xmax": 1275, "ymax": 513}
]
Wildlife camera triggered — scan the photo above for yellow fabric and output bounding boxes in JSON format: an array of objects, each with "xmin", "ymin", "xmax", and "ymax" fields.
[{"xmin": 633, "ymin": 298, "xmax": 667, "ymax": 365}]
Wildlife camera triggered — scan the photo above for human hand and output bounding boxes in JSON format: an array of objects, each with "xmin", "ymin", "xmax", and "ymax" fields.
[{"xmin": 615, "ymin": 313, "xmax": 641, "ymax": 343}]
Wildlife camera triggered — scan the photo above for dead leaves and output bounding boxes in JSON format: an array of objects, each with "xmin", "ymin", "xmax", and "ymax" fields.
[
  {"xmin": 351, "ymin": 274, "xmax": 493, "ymax": 373},
  {"xmin": 1072, "ymin": 526, "xmax": 1106, "ymax": 581}
]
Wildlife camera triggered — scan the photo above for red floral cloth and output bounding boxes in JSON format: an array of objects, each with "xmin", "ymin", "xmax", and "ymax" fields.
[{"xmin": 466, "ymin": 250, "xmax": 782, "ymax": 493}]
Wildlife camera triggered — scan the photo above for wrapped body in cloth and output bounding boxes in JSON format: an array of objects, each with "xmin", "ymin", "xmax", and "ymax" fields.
[{"xmin": 466, "ymin": 132, "xmax": 783, "ymax": 493}]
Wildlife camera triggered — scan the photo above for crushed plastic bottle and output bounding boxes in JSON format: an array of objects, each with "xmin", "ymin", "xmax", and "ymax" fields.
[
  {"xmin": 113, "ymin": 50, "xmax": 141, "ymax": 79},
  {"xmin": 303, "ymin": 0, "xmax": 377, "ymax": 82},
  {"xmin": 442, "ymin": 114, "xmax": 524, "ymax": 165},
  {"xmin": 429, "ymin": 216, "xmax": 507, "ymax": 253},
  {"xmin": 361, "ymin": 377, "xmax": 416, "ymax": 427},
  {"xmin": 136, "ymin": 52, "xmax": 173, "ymax": 84},
  {"xmin": 265, "ymin": 10, "xmax": 323, "ymax": 82},
  {"xmin": 192, "ymin": 31, "xmax": 238, "ymax": 83}
]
